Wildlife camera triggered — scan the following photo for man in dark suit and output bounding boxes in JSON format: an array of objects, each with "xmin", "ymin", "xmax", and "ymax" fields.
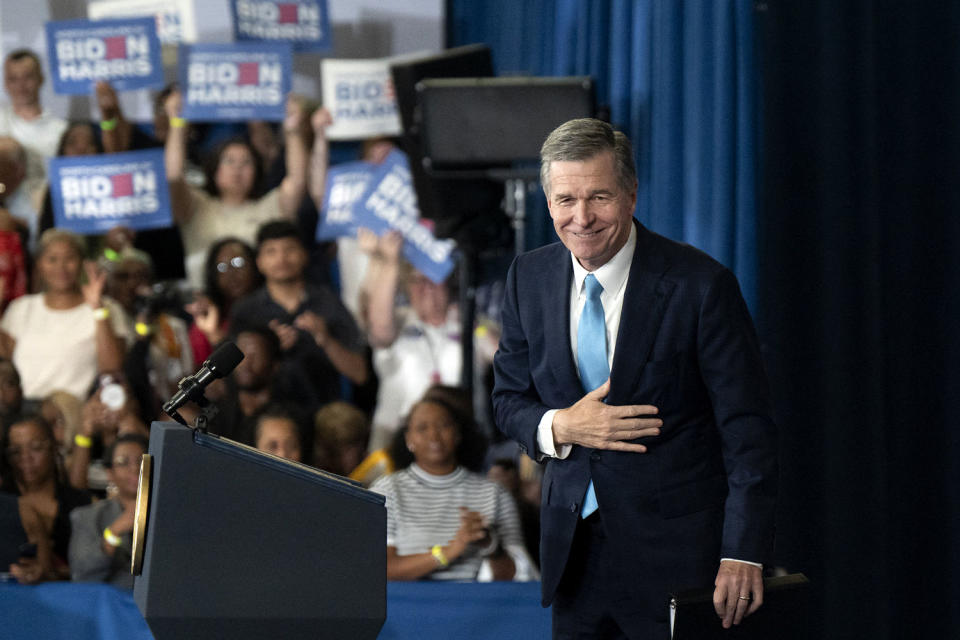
[{"xmin": 492, "ymin": 118, "xmax": 777, "ymax": 639}]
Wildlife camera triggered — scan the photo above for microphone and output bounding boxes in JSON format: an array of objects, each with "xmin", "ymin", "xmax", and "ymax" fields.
[{"xmin": 162, "ymin": 341, "xmax": 244, "ymax": 421}]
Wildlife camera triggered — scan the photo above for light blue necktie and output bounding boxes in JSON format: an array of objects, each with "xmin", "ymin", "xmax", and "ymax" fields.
[{"xmin": 577, "ymin": 274, "xmax": 608, "ymax": 519}]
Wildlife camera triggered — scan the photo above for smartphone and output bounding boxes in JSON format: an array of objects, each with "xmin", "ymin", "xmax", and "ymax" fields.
[{"xmin": 18, "ymin": 542, "xmax": 37, "ymax": 559}]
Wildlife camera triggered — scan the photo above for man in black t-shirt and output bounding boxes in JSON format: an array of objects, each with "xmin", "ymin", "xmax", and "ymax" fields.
[{"xmin": 231, "ymin": 221, "xmax": 368, "ymax": 407}]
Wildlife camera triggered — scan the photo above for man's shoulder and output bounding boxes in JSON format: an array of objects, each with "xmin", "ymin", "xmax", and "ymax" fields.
[
  {"xmin": 510, "ymin": 241, "xmax": 569, "ymax": 282},
  {"xmin": 639, "ymin": 225, "xmax": 729, "ymax": 283}
]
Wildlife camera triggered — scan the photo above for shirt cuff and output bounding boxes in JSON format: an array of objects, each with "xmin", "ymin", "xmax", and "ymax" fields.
[
  {"xmin": 536, "ymin": 410, "xmax": 572, "ymax": 459},
  {"xmin": 720, "ymin": 558, "xmax": 763, "ymax": 569}
]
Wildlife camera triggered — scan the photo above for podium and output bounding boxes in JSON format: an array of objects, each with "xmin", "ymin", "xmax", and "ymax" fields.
[{"xmin": 132, "ymin": 422, "xmax": 386, "ymax": 639}]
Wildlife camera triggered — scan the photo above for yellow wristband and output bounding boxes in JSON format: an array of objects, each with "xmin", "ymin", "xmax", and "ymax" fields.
[
  {"xmin": 93, "ymin": 306, "xmax": 110, "ymax": 321},
  {"xmin": 74, "ymin": 433, "xmax": 93, "ymax": 449},
  {"xmin": 430, "ymin": 544, "xmax": 448, "ymax": 568},
  {"xmin": 169, "ymin": 116, "xmax": 187, "ymax": 129},
  {"xmin": 135, "ymin": 321, "xmax": 152, "ymax": 337},
  {"xmin": 103, "ymin": 527, "xmax": 122, "ymax": 547},
  {"xmin": 100, "ymin": 118, "xmax": 118, "ymax": 131}
]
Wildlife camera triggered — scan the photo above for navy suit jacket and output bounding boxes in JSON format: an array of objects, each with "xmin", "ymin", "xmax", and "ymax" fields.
[{"xmin": 492, "ymin": 222, "xmax": 778, "ymax": 618}]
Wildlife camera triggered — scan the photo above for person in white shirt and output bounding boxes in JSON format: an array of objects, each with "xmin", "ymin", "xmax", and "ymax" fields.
[
  {"xmin": 0, "ymin": 229, "xmax": 128, "ymax": 401},
  {"xmin": 0, "ymin": 50, "xmax": 68, "ymax": 202}
]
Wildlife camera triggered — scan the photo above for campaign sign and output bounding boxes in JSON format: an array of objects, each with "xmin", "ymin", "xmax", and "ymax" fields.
[
  {"xmin": 45, "ymin": 17, "xmax": 163, "ymax": 94},
  {"xmin": 49, "ymin": 149, "xmax": 172, "ymax": 235},
  {"xmin": 355, "ymin": 151, "xmax": 455, "ymax": 284},
  {"xmin": 180, "ymin": 43, "xmax": 292, "ymax": 122},
  {"xmin": 231, "ymin": 0, "xmax": 331, "ymax": 51},
  {"xmin": 88, "ymin": 0, "xmax": 198, "ymax": 45},
  {"xmin": 316, "ymin": 161, "xmax": 377, "ymax": 241},
  {"xmin": 321, "ymin": 58, "xmax": 402, "ymax": 140}
]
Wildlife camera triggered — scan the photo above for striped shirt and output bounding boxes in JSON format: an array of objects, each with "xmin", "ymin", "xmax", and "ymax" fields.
[{"xmin": 371, "ymin": 464, "xmax": 537, "ymax": 581}]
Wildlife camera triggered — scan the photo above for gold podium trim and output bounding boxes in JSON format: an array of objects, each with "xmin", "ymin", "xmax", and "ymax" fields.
[{"xmin": 131, "ymin": 453, "xmax": 152, "ymax": 576}]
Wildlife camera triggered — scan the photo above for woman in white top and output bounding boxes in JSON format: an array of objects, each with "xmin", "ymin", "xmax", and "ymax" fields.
[
  {"xmin": 0, "ymin": 229, "xmax": 127, "ymax": 400},
  {"xmin": 370, "ymin": 386, "xmax": 537, "ymax": 582},
  {"xmin": 163, "ymin": 89, "xmax": 320, "ymax": 287}
]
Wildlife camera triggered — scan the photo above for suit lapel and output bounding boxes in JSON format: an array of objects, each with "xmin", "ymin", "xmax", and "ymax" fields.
[
  {"xmin": 542, "ymin": 250, "xmax": 583, "ymax": 399},
  {"xmin": 609, "ymin": 223, "xmax": 676, "ymax": 401}
]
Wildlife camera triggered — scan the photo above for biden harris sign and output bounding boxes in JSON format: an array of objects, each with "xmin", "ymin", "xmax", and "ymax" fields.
[
  {"xmin": 49, "ymin": 149, "xmax": 172, "ymax": 234},
  {"xmin": 180, "ymin": 43, "xmax": 292, "ymax": 122},
  {"xmin": 231, "ymin": 0, "xmax": 331, "ymax": 51},
  {"xmin": 45, "ymin": 17, "xmax": 164, "ymax": 94},
  {"xmin": 355, "ymin": 151, "xmax": 455, "ymax": 284}
]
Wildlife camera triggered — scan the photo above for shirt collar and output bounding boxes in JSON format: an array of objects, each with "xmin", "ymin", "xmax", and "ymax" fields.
[{"xmin": 571, "ymin": 222, "xmax": 637, "ymax": 297}]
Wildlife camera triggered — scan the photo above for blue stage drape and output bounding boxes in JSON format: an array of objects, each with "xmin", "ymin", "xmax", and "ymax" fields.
[{"xmin": 448, "ymin": 0, "xmax": 759, "ymax": 310}]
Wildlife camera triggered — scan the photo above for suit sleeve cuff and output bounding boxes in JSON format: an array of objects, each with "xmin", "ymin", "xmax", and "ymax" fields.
[
  {"xmin": 537, "ymin": 410, "xmax": 572, "ymax": 459},
  {"xmin": 720, "ymin": 558, "xmax": 763, "ymax": 569}
]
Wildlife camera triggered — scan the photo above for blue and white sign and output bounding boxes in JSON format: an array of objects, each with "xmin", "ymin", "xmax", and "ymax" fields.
[
  {"xmin": 180, "ymin": 43, "xmax": 292, "ymax": 122},
  {"xmin": 231, "ymin": 0, "xmax": 331, "ymax": 51},
  {"xmin": 316, "ymin": 161, "xmax": 377, "ymax": 241},
  {"xmin": 49, "ymin": 149, "xmax": 172, "ymax": 235},
  {"xmin": 321, "ymin": 58, "xmax": 402, "ymax": 140},
  {"xmin": 355, "ymin": 151, "xmax": 455, "ymax": 284},
  {"xmin": 88, "ymin": 0, "xmax": 198, "ymax": 45},
  {"xmin": 45, "ymin": 17, "xmax": 163, "ymax": 94}
]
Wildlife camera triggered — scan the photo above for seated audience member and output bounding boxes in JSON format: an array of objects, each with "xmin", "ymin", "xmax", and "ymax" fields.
[
  {"xmin": 359, "ymin": 230, "xmax": 498, "ymax": 451},
  {"xmin": 0, "ymin": 358, "xmax": 23, "ymax": 427},
  {"xmin": 0, "ymin": 414, "xmax": 90, "ymax": 579},
  {"xmin": 0, "ymin": 49, "xmax": 67, "ymax": 199},
  {"xmin": 69, "ymin": 375, "xmax": 148, "ymax": 492},
  {"xmin": 231, "ymin": 221, "xmax": 368, "ymax": 406},
  {"xmin": 252, "ymin": 404, "xmax": 307, "ymax": 464},
  {"xmin": 163, "ymin": 89, "xmax": 312, "ymax": 287},
  {"xmin": 0, "ymin": 208, "xmax": 28, "ymax": 312},
  {"xmin": 68, "ymin": 433, "xmax": 147, "ymax": 589},
  {"xmin": 104, "ymin": 247, "xmax": 193, "ymax": 414},
  {"xmin": 207, "ymin": 326, "xmax": 313, "ymax": 443},
  {"xmin": 0, "ymin": 136, "xmax": 37, "ymax": 247},
  {"xmin": 1, "ymin": 491, "xmax": 53, "ymax": 584},
  {"xmin": 370, "ymin": 387, "xmax": 537, "ymax": 582},
  {"xmin": 0, "ymin": 230, "xmax": 128, "ymax": 401},
  {"xmin": 312, "ymin": 401, "xmax": 369, "ymax": 477},
  {"xmin": 186, "ymin": 237, "xmax": 262, "ymax": 367}
]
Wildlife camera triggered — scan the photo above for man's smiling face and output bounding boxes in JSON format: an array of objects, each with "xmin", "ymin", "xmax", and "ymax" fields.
[{"xmin": 546, "ymin": 151, "xmax": 636, "ymax": 272}]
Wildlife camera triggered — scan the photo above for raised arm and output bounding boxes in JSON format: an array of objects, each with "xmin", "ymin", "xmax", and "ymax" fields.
[
  {"xmin": 162, "ymin": 89, "xmax": 194, "ymax": 224},
  {"xmin": 82, "ymin": 261, "xmax": 126, "ymax": 373},
  {"xmin": 96, "ymin": 81, "xmax": 132, "ymax": 153},
  {"xmin": 307, "ymin": 107, "xmax": 333, "ymax": 211},
  {"xmin": 277, "ymin": 95, "xmax": 309, "ymax": 217},
  {"xmin": 358, "ymin": 228, "xmax": 403, "ymax": 347}
]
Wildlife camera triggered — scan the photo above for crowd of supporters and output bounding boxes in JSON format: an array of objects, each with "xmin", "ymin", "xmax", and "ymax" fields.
[{"xmin": 0, "ymin": 48, "xmax": 542, "ymax": 587}]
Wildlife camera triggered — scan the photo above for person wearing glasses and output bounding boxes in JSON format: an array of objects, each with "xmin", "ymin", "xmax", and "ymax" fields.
[
  {"xmin": 185, "ymin": 237, "xmax": 262, "ymax": 367},
  {"xmin": 67, "ymin": 433, "xmax": 147, "ymax": 589},
  {"xmin": 1, "ymin": 414, "xmax": 90, "ymax": 581}
]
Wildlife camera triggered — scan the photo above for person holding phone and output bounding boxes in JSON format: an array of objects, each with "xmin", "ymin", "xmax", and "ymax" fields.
[{"xmin": 0, "ymin": 414, "xmax": 89, "ymax": 580}]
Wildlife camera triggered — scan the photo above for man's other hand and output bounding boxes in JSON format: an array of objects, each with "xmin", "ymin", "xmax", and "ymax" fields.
[{"xmin": 713, "ymin": 559, "xmax": 763, "ymax": 628}]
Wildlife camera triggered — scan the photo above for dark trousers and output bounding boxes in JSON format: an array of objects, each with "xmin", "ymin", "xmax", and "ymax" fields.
[{"xmin": 552, "ymin": 513, "xmax": 669, "ymax": 640}]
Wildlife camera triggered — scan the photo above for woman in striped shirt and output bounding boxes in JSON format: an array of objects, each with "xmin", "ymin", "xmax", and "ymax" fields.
[{"xmin": 370, "ymin": 387, "xmax": 537, "ymax": 582}]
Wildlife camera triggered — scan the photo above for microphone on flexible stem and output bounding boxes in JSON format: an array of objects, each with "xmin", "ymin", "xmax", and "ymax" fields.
[{"xmin": 162, "ymin": 341, "xmax": 244, "ymax": 428}]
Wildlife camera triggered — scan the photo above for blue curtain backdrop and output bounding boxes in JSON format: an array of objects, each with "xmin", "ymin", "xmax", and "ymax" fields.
[{"xmin": 448, "ymin": 0, "xmax": 759, "ymax": 310}]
